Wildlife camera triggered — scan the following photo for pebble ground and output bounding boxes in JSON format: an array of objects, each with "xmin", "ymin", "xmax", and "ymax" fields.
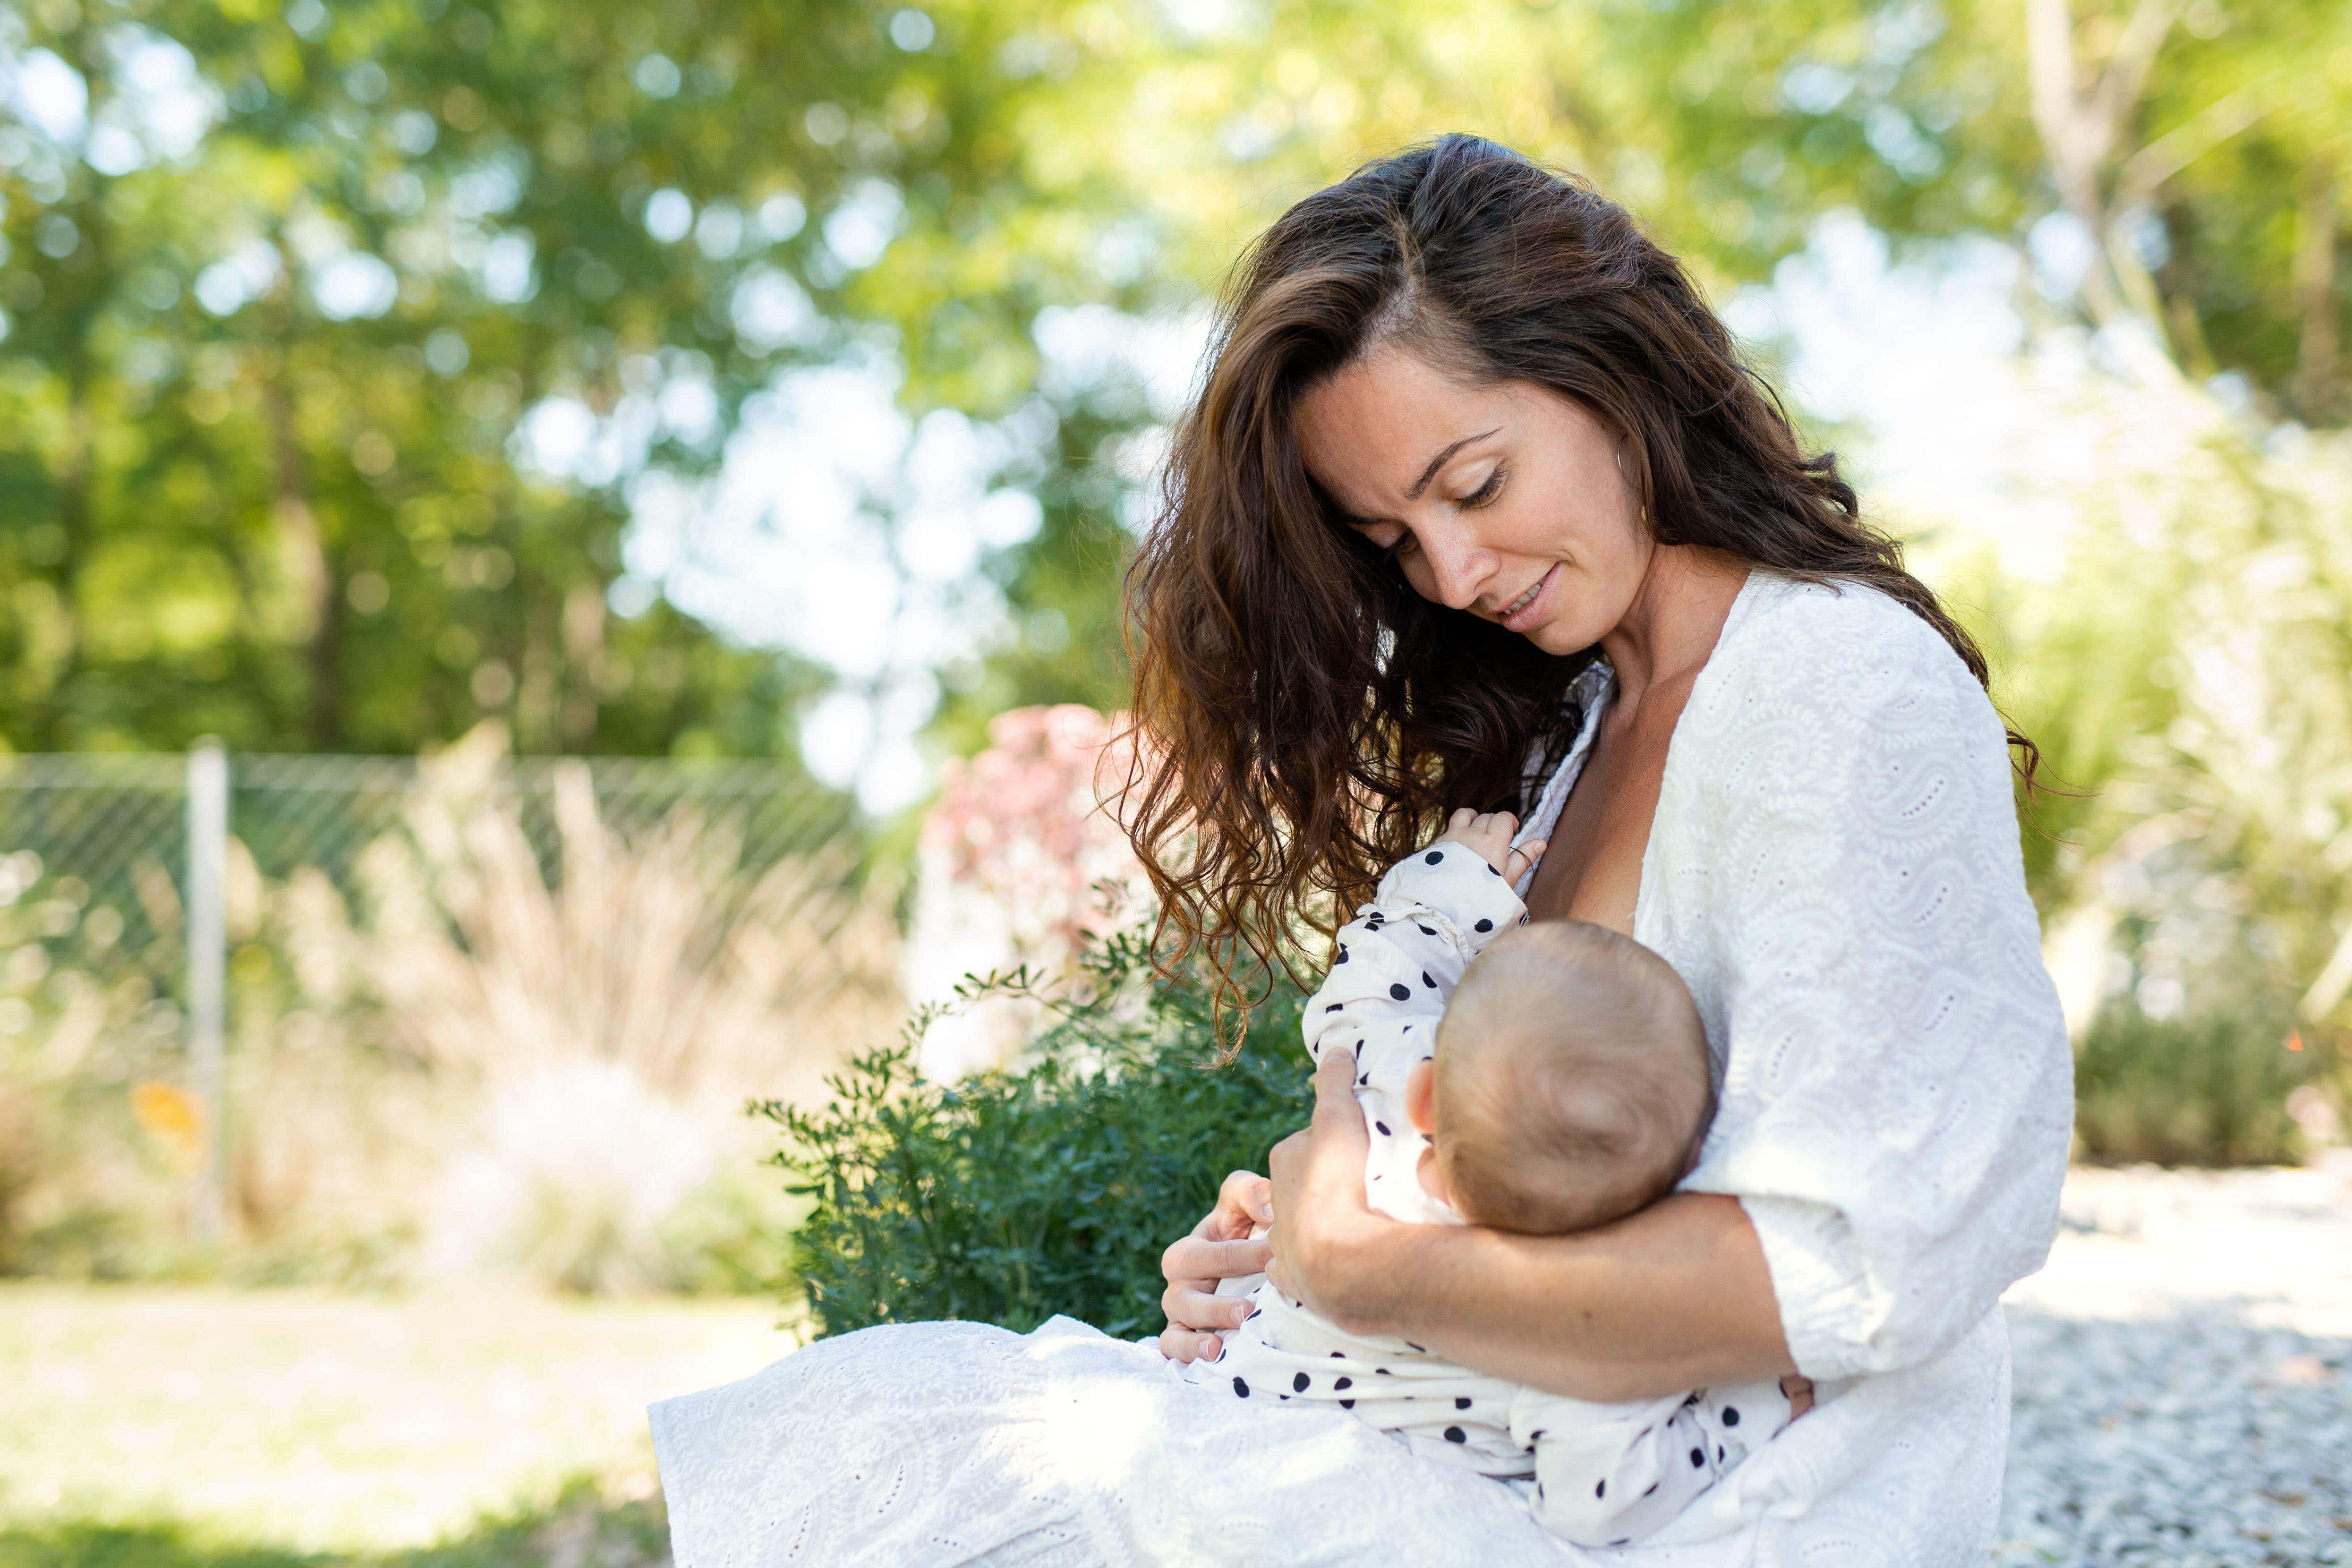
[{"xmin": 1997, "ymin": 1164, "xmax": 2352, "ymax": 1566}]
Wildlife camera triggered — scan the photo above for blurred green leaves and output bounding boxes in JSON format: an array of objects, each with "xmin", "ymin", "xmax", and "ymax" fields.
[{"xmin": 0, "ymin": 0, "xmax": 2343, "ymax": 780}]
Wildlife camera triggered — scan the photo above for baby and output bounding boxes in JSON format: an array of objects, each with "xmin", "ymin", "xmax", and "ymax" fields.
[{"xmin": 1179, "ymin": 809, "xmax": 1792, "ymax": 1548}]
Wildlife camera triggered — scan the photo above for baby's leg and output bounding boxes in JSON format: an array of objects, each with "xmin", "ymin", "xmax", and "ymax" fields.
[{"xmin": 1515, "ymin": 1390, "xmax": 1735, "ymax": 1548}]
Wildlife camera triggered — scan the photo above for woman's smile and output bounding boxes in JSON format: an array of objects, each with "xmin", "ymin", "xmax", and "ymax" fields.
[{"xmin": 1495, "ymin": 564, "xmax": 1558, "ymax": 632}]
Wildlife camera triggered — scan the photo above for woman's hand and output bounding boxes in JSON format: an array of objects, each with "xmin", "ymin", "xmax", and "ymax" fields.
[
  {"xmin": 1157, "ymin": 1168, "xmax": 1275, "ymax": 1363},
  {"xmin": 1265, "ymin": 1048, "xmax": 1395, "ymax": 1333}
]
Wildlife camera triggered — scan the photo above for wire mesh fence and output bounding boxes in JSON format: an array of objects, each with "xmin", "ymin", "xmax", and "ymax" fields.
[
  {"xmin": 0, "ymin": 745, "xmax": 890, "ymax": 1254},
  {"xmin": 0, "ymin": 748, "xmax": 869, "ymax": 999}
]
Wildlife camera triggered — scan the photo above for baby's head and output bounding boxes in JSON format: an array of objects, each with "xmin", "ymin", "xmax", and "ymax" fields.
[{"xmin": 1403, "ymin": 920, "xmax": 1713, "ymax": 1235}]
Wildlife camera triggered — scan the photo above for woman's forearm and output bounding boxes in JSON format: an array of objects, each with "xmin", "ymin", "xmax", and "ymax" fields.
[{"xmin": 1338, "ymin": 1193, "xmax": 1798, "ymax": 1402}]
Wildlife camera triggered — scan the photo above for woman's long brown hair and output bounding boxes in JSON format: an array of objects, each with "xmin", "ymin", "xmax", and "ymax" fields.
[{"xmin": 1123, "ymin": 134, "xmax": 2035, "ymax": 1041}]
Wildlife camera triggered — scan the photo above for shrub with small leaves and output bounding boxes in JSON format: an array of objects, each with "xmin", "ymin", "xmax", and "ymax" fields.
[{"xmin": 763, "ymin": 925, "xmax": 1314, "ymax": 1338}]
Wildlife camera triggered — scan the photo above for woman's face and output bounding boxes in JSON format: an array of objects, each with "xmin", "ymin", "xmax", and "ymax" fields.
[{"xmin": 1294, "ymin": 346, "xmax": 1649, "ymax": 657}]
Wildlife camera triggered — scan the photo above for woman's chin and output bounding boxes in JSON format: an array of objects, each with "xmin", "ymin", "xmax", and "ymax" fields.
[{"xmin": 1521, "ymin": 617, "xmax": 1600, "ymax": 658}]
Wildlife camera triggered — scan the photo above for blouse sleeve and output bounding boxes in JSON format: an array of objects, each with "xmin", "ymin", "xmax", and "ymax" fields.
[{"xmin": 1677, "ymin": 592, "xmax": 2074, "ymax": 1384}]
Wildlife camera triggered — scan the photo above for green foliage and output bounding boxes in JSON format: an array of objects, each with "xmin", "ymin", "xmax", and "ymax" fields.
[
  {"xmin": 0, "ymin": 0, "xmax": 1156, "ymax": 758},
  {"xmin": 0, "ymin": 1481, "xmax": 667, "ymax": 1568},
  {"xmin": 766, "ymin": 927, "xmax": 1314, "ymax": 1338},
  {"xmin": 2072, "ymin": 999, "xmax": 2327, "ymax": 1167}
]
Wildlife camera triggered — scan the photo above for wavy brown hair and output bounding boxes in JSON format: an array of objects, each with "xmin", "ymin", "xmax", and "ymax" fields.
[{"xmin": 1123, "ymin": 135, "xmax": 2033, "ymax": 1034}]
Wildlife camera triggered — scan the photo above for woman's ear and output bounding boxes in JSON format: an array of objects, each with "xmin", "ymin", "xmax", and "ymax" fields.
[{"xmin": 1404, "ymin": 1057, "xmax": 1438, "ymax": 1135}]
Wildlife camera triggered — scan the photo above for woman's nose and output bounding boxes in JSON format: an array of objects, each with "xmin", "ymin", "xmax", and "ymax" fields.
[{"xmin": 1415, "ymin": 523, "xmax": 1491, "ymax": 612}]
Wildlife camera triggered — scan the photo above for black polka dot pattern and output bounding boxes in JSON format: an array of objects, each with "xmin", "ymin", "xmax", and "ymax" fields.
[
  {"xmin": 1336, "ymin": 946, "xmax": 1349, "ymax": 963},
  {"xmin": 1233, "ymin": 1377, "xmax": 1250, "ymax": 1398},
  {"xmin": 1292, "ymin": 1372, "xmax": 1309, "ymax": 1392},
  {"xmin": 1474, "ymin": 918, "xmax": 1492, "ymax": 932},
  {"xmin": 1594, "ymin": 1480, "xmax": 1605, "ymax": 1499},
  {"xmin": 1374, "ymin": 1121, "xmax": 1390, "ymax": 1135},
  {"xmin": 1421, "ymin": 971, "xmax": 1435, "ymax": 987},
  {"xmin": 1444, "ymin": 1426, "xmax": 1466, "ymax": 1443},
  {"xmin": 1454, "ymin": 1396, "xmax": 1471, "ymax": 1409},
  {"xmin": 1424, "ymin": 851, "xmax": 1443, "ymax": 865},
  {"xmin": 1722, "ymin": 1406, "xmax": 1739, "ymax": 1426},
  {"xmin": 1689, "ymin": 1446, "xmax": 1704, "ymax": 1467},
  {"xmin": 1388, "ymin": 983, "xmax": 1410, "ymax": 1000},
  {"xmin": 1324, "ymin": 1003, "xmax": 1341, "ymax": 1013},
  {"xmin": 1333, "ymin": 1377, "xmax": 1351, "ymax": 1389}
]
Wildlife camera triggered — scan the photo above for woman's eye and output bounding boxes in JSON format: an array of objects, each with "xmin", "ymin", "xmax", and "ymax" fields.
[
  {"xmin": 1383, "ymin": 532, "xmax": 1419, "ymax": 561},
  {"xmin": 1461, "ymin": 465, "xmax": 1507, "ymax": 508}
]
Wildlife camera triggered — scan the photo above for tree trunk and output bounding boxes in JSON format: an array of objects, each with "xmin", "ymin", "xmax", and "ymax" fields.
[
  {"xmin": 561, "ymin": 579, "xmax": 607, "ymax": 748},
  {"xmin": 2293, "ymin": 161, "xmax": 2341, "ymax": 421},
  {"xmin": 264, "ymin": 323, "xmax": 341, "ymax": 747}
]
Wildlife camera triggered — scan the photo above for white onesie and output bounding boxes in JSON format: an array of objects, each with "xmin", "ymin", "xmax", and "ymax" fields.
[{"xmin": 1178, "ymin": 842, "xmax": 1792, "ymax": 1548}]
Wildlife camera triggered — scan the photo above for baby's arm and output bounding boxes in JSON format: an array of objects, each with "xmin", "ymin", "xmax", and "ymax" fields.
[{"xmin": 1302, "ymin": 810, "xmax": 1541, "ymax": 1096}]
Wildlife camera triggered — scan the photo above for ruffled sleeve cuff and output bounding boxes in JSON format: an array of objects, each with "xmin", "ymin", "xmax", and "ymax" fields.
[
  {"xmin": 1370, "ymin": 843, "xmax": 1528, "ymax": 953},
  {"xmin": 1738, "ymin": 1193, "xmax": 1887, "ymax": 1384}
]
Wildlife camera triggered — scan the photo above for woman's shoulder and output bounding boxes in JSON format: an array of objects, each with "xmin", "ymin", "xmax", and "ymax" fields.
[{"xmin": 1715, "ymin": 571, "xmax": 1984, "ymax": 708}]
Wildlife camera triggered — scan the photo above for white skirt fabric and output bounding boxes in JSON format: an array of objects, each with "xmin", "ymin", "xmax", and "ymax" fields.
[{"xmin": 648, "ymin": 1312, "xmax": 2013, "ymax": 1568}]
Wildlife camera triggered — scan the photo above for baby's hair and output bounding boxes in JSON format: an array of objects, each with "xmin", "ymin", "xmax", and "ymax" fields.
[{"xmin": 1432, "ymin": 920, "xmax": 1714, "ymax": 1236}]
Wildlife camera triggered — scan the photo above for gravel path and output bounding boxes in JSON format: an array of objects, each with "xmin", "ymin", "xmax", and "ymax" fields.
[{"xmin": 1997, "ymin": 1164, "xmax": 2352, "ymax": 1565}]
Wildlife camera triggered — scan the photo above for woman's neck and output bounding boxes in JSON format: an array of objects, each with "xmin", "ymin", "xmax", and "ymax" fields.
[{"xmin": 1597, "ymin": 545, "xmax": 1750, "ymax": 709}]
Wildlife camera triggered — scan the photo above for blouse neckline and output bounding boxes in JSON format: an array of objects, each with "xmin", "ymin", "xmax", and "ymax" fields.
[{"xmin": 1508, "ymin": 568, "xmax": 1777, "ymax": 926}]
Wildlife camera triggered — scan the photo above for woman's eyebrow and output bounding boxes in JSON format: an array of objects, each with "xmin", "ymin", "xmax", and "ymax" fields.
[{"xmin": 1404, "ymin": 428, "xmax": 1500, "ymax": 501}]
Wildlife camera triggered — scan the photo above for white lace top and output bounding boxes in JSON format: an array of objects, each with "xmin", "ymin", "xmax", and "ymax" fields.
[{"xmin": 648, "ymin": 569, "xmax": 2075, "ymax": 1568}]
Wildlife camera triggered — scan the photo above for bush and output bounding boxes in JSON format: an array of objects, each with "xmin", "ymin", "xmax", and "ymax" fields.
[
  {"xmin": 2072, "ymin": 1000, "xmax": 2333, "ymax": 1166},
  {"xmin": 766, "ymin": 927, "xmax": 1315, "ymax": 1338}
]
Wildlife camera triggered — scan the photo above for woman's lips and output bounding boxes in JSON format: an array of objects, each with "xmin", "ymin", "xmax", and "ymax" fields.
[{"xmin": 1499, "ymin": 564, "xmax": 1557, "ymax": 633}]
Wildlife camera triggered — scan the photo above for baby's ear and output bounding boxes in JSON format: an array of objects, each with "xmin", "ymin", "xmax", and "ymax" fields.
[{"xmin": 1404, "ymin": 1057, "xmax": 1438, "ymax": 1135}]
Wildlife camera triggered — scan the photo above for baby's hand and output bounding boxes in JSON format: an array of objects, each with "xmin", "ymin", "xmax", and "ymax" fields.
[{"xmin": 1433, "ymin": 808, "xmax": 1547, "ymax": 885}]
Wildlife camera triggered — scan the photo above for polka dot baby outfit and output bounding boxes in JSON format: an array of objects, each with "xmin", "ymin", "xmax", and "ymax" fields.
[{"xmin": 1178, "ymin": 839, "xmax": 1793, "ymax": 1548}]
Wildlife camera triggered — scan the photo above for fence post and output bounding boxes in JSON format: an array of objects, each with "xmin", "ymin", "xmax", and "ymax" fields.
[{"xmin": 187, "ymin": 740, "xmax": 228, "ymax": 1248}]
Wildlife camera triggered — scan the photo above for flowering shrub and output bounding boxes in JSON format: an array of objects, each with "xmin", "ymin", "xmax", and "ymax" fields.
[{"xmin": 906, "ymin": 704, "xmax": 1150, "ymax": 1080}]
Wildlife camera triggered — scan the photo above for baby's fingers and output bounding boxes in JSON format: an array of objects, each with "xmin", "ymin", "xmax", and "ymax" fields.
[
  {"xmin": 1447, "ymin": 807, "xmax": 1478, "ymax": 833},
  {"xmin": 1504, "ymin": 837, "xmax": 1547, "ymax": 883}
]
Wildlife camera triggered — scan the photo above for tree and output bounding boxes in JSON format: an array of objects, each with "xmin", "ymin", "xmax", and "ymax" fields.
[{"xmin": 0, "ymin": 0, "xmax": 1164, "ymax": 757}]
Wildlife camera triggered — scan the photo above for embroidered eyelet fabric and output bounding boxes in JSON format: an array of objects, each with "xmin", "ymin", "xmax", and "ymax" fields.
[{"xmin": 649, "ymin": 572, "xmax": 2073, "ymax": 1568}]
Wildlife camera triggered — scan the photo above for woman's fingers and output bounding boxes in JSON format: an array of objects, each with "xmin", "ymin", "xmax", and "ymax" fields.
[
  {"xmin": 1448, "ymin": 806, "xmax": 1477, "ymax": 832},
  {"xmin": 1214, "ymin": 1168, "xmax": 1275, "ymax": 1233},
  {"xmin": 1160, "ymin": 1233, "xmax": 1272, "ymax": 1287},
  {"xmin": 1154, "ymin": 1168, "xmax": 1273, "ymax": 1361},
  {"xmin": 1157, "ymin": 1324, "xmax": 1222, "ymax": 1363},
  {"xmin": 1161, "ymin": 1281, "xmax": 1252, "ymax": 1334}
]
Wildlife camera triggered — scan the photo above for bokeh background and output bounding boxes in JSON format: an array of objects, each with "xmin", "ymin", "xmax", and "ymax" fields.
[{"xmin": 3, "ymin": 0, "xmax": 2351, "ymax": 1564}]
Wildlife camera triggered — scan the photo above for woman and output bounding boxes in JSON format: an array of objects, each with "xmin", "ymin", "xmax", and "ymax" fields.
[{"xmin": 651, "ymin": 136, "xmax": 2072, "ymax": 1566}]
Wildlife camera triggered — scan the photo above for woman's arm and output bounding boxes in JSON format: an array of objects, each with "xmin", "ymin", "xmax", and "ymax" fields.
[{"xmin": 1265, "ymin": 1047, "xmax": 1797, "ymax": 1402}]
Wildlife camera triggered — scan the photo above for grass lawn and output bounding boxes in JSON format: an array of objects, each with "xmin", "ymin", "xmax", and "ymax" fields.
[{"xmin": 0, "ymin": 1284, "xmax": 804, "ymax": 1568}]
